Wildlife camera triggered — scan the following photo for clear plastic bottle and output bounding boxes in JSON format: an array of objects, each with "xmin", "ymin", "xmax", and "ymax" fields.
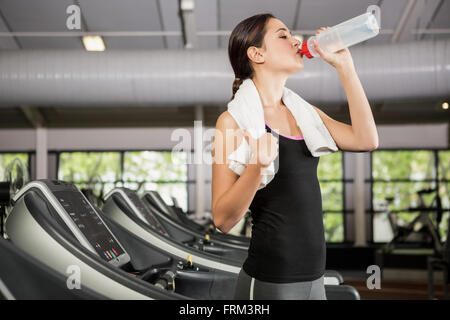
[{"xmin": 300, "ymin": 5, "xmax": 381, "ymax": 58}]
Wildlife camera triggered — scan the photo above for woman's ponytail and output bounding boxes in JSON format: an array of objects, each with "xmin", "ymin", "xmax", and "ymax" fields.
[{"xmin": 231, "ymin": 77, "xmax": 244, "ymax": 101}]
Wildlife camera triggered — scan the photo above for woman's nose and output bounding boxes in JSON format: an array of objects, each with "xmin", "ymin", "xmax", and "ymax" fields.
[{"xmin": 292, "ymin": 36, "xmax": 302, "ymax": 48}]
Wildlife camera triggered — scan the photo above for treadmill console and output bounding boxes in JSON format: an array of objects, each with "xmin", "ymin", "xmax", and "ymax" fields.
[
  {"xmin": 43, "ymin": 180, "xmax": 129, "ymax": 266},
  {"xmin": 120, "ymin": 189, "xmax": 169, "ymax": 237}
]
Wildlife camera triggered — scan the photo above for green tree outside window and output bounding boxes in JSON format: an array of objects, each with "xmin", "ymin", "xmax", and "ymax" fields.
[{"xmin": 318, "ymin": 151, "xmax": 344, "ymax": 242}]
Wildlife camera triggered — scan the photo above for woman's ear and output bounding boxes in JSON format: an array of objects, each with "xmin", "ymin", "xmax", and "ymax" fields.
[{"xmin": 247, "ymin": 46, "xmax": 265, "ymax": 64}]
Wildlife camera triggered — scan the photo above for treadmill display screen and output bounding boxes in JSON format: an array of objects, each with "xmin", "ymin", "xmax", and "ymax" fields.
[
  {"xmin": 123, "ymin": 190, "xmax": 169, "ymax": 236},
  {"xmin": 53, "ymin": 190, "xmax": 125, "ymax": 262}
]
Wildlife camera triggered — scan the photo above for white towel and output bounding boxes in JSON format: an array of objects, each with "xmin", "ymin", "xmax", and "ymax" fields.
[{"xmin": 227, "ymin": 78, "xmax": 338, "ymax": 190}]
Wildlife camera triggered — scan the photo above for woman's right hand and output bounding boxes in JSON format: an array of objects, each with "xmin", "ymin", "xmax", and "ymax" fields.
[{"xmin": 241, "ymin": 130, "xmax": 279, "ymax": 168}]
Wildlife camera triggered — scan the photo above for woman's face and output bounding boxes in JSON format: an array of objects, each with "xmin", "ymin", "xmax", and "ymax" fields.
[{"xmin": 251, "ymin": 18, "xmax": 303, "ymax": 75}]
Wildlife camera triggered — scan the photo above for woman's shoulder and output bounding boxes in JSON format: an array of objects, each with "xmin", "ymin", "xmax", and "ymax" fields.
[{"xmin": 215, "ymin": 111, "xmax": 239, "ymax": 131}]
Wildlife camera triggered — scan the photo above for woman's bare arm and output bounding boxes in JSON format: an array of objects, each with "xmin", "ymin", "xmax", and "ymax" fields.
[
  {"xmin": 312, "ymin": 65, "xmax": 378, "ymax": 152},
  {"xmin": 211, "ymin": 111, "xmax": 263, "ymax": 234}
]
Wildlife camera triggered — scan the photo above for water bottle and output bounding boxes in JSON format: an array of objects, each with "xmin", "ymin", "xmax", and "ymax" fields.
[{"xmin": 299, "ymin": 5, "xmax": 381, "ymax": 59}]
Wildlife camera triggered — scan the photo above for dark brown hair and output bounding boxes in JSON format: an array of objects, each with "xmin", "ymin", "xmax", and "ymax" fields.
[{"xmin": 228, "ymin": 13, "xmax": 275, "ymax": 100}]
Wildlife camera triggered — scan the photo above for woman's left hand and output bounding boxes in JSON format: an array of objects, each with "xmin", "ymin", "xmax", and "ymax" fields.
[{"xmin": 312, "ymin": 27, "xmax": 355, "ymax": 70}]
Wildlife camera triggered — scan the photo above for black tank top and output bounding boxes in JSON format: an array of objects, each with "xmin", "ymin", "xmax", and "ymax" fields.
[{"xmin": 242, "ymin": 123, "xmax": 326, "ymax": 283}]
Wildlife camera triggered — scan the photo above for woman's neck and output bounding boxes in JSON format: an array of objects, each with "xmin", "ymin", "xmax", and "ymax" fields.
[{"xmin": 252, "ymin": 72, "xmax": 287, "ymax": 111}]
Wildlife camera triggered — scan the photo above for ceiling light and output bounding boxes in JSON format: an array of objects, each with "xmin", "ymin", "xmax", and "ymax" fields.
[
  {"xmin": 82, "ymin": 35, "xmax": 105, "ymax": 51},
  {"xmin": 443, "ymin": 102, "xmax": 449, "ymax": 110}
]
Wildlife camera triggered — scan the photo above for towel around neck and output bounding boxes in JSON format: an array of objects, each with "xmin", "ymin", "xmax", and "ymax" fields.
[{"xmin": 226, "ymin": 78, "xmax": 338, "ymax": 189}]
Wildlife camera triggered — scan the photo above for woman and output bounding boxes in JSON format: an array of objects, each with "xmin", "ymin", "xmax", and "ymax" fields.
[{"xmin": 211, "ymin": 13, "xmax": 378, "ymax": 300}]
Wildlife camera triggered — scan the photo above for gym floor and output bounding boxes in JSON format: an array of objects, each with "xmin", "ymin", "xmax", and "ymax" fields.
[{"xmin": 345, "ymin": 276, "xmax": 448, "ymax": 300}]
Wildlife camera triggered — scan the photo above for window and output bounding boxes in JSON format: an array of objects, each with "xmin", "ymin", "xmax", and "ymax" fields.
[
  {"xmin": 123, "ymin": 151, "xmax": 188, "ymax": 212},
  {"xmin": 318, "ymin": 151, "xmax": 344, "ymax": 242},
  {"xmin": 57, "ymin": 150, "xmax": 188, "ymax": 212},
  {"xmin": 0, "ymin": 153, "xmax": 30, "ymax": 234},
  {"xmin": 58, "ymin": 152, "xmax": 121, "ymax": 197},
  {"xmin": 371, "ymin": 150, "xmax": 449, "ymax": 243},
  {"xmin": 438, "ymin": 150, "xmax": 450, "ymax": 242},
  {"xmin": 0, "ymin": 153, "xmax": 29, "ymax": 181}
]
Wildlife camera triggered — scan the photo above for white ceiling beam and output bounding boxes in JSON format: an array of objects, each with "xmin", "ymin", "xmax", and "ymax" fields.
[
  {"xmin": 416, "ymin": 0, "xmax": 444, "ymax": 40},
  {"xmin": 391, "ymin": 0, "xmax": 426, "ymax": 43},
  {"xmin": 157, "ymin": 0, "xmax": 182, "ymax": 49},
  {"xmin": 179, "ymin": 0, "xmax": 197, "ymax": 49},
  {"xmin": 0, "ymin": 7, "xmax": 20, "ymax": 49}
]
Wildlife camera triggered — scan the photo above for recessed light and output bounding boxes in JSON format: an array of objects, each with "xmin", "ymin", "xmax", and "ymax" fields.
[{"xmin": 82, "ymin": 35, "xmax": 105, "ymax": 51}]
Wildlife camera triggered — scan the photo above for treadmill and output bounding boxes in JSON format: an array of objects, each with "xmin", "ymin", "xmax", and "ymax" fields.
[
  {"xmin": 145, "ymin": 190, "xmax": 250, "ymax": 241},
  {"xmin": 142, "ymin": 191, "xmax": 250, "ymax": 250},
  {"xmin": 103, "ymin": 188, "xmax": 248, "ymax": 262},
  {"xmin": 5, "ymin": 179, "xmax": 202, "ymax": 300},
  {"xmin": 103, "ymin": 187, "xmax": 349, "ymax": 290}
]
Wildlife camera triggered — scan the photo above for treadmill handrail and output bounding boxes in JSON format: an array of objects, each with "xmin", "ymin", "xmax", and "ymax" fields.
[
  {"xmin": 0, "ymin": 278, "xmax": 15, "ymax": 300},
  {"xmin": 0, "ymin": 237, "xmax": 107, "ymax": 300},
  {"xmin": 12, "ymin": 181, "xmax": 95, "ymax": 254}
]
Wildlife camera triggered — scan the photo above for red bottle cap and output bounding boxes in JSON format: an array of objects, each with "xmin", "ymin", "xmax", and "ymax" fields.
[{"xmin": 299, "ymin": 40, "xmax": 314, "ymax": 59}]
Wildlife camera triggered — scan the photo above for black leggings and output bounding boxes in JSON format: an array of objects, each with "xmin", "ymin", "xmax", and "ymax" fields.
[{"xmin": 234, "ymin": 268, "xmax": 327, "ymax": 300}]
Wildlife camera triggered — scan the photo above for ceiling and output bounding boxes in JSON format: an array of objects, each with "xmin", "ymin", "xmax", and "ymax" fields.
[
  {"xmin": 0, "ymin": 0, "xmax": 449, "ymax": 50},
  {"xmin": 0, "ymin": 0, "xmax": 449, "ymax": 128}
]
